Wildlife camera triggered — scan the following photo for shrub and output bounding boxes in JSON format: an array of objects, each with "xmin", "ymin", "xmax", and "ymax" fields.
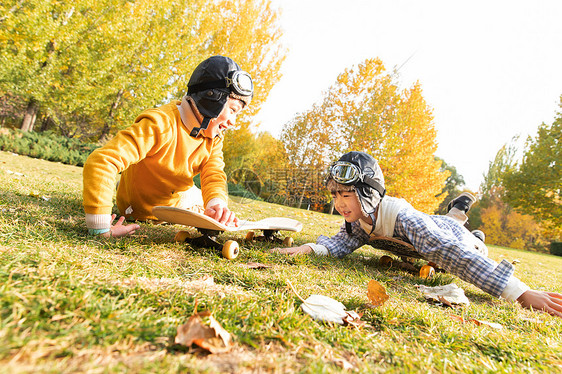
[
  {"xmin": 0, "ymin": 129, "xmax": 98, "ymax": 166},
  {"xmin": 550, "ymin": 242, "xmax": 562, "ymax": 257}
]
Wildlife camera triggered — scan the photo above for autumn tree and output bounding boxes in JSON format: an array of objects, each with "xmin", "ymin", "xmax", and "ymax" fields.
[
  {"xmin": 471, "ymin": 136, "xmax": 550, "ymax": 251},
  {"xmin": 435, "ymin": 157, "xmax": 467, "ymax": 215},
  {"xmin": 279, "ymin": 104, "xmax": 340, "ymax": 208},
  {"xmin": 479, "ymin": 187, "xmax": 545, "ymax": 251},
  {"xmin": 503, "ymin": 101, "xmax": 561, "ymax": 239},
  {"xmin": 0, "ymin": 0, "xmax": 285, "ymax": 139},
  {"xmin": 281, "ymin": 58, "xmax": 448, "ymax": 213}
]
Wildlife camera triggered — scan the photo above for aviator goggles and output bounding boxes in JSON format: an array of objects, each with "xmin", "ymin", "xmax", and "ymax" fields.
[
  {"xmin": 329, "ymin": 161, "xmax": 386, "ymax": 197},
  {"xmin": 188, "ymin": 70, "xmax": 253, "ymax": 97}
]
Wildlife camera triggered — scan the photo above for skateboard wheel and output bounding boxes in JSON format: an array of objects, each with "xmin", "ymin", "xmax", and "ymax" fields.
[
  {"xmin": 245, "ymin": 231, "xmax": 255, "ymax": 241},
  {"xmin": 222, "ymin": 240, "xmax": 239, "ymax": 260},
  {"xmin": 282, "ymin": 236, "xmax": 294, "ymax": 247},
  {"xmin": 379, "ymin": 255, "xmax": 393, "ymax": 267},
  {"xmin": 419, "ymin": 265, "xmax": 435, "ymax": 279},
  {"xmin": 174, "ymin": 231, "xmax": 190, "ymax": 243}
]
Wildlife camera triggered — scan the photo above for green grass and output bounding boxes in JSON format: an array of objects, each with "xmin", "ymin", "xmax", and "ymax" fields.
[{"xmin": 1, "ymin": 150, "xmax": 561, "ymax": 373}]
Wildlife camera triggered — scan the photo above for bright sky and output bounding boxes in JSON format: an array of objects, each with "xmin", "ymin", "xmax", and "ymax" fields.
[{"xmin": 254, "ymin": 0, "xmax": 562, "ymax": 191}]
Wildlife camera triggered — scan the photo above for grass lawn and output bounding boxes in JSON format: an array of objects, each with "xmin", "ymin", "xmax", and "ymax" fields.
[{"xmin": 1, "ymin": 150, "xmax": 561, "ymax": 373}]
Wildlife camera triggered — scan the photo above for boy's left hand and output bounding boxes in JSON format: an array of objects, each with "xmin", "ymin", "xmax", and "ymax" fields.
[
  {"xmin": 205, "ymin": 204, "xmax": 239, "ymax": 227},
  {"xmin": 517, "ymin": 290, "xmax": 562, "ymax": 318}
]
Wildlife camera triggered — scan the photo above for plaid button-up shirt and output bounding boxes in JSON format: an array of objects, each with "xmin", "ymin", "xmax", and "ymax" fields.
[{"xmin": 317, "ymin": 206, "xmax": 515, "ymax": 298}]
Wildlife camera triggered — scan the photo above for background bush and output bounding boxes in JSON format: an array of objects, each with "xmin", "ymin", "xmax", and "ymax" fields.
[
  {"xmin": 0, "ymin": 129, "xmax": 98, "ymax": 166},
  {"xmin": 551, "ymin": 242, "xmax": 562, "ymax": 257}
]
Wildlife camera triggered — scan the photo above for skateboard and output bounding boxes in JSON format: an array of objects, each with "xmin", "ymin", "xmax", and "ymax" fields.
[
  {"xmin": 368, "ymin": 236, "xmax": 436, "ymax": 278},
  {"xmin": 152, "ymin": 206, "xmax": 303, "ymax": 260}
]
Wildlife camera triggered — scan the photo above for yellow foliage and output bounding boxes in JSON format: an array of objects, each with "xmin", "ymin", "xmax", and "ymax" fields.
[
  {"xmin": 480, "ymin": 203, "xmax": 544, "ymax": 250},
  {"xmin": 281, "ymin": 58, "xmax": 448, "ymax": 213}
]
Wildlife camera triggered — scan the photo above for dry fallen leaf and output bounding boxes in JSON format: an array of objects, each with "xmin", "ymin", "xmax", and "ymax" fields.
[
  {"xmin": 175, "ymin": 310, "xmax": 233, "ymax": 354},
  {"xmin": 470, "ymin": 318, "xmax": 503, "ymax": 330},
  {"xmin": 342, "ymin": 310, "xmax": 369, "ymax": 328},
  {"xmin": 367, "ymin": 280, "xmax": 389, "ymax": 306},
  {"xmin": 300, "ymin": 295, "xmax": 348, "ymax": 324},
  {"xmin": 243, "ymin": 262, "xmax": 272, "ymax": 269},
  {"xmin": 450, "ymin": 315, "xmax": 503, "ymax": 330},
  {"xmin": 416, "ymin": 283, "xmax": 470, "ymax": 306},
  {"xmin": 332, "ymin": 358, "xmax": 355, "ymax": 370}
]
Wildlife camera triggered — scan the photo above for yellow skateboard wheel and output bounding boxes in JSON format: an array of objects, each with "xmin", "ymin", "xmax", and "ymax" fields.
[
  {"xmin": 174, "ymin": 231, "xmax": 190, "ymax": 243},
  {"xmin": 222, "ymin": 240, "xmax": 239, "ymax": 260},
  {"xmin": 282, "ymin": 236, "xmax": 294, "ymax": 247},
  {"xmin": 379, "ymin": 255, "xmax": 393, "ymax": 267},
  {"xmin": 245, "ymin": 231, "xmax": 255, "ymax": 241},
  {"xmin": 419, "ymin": 265, "xmax": 435, "ymax": 279}
]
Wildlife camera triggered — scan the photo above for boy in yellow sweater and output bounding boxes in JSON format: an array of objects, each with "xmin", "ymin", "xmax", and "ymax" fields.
[{"xmin": 83, "ymin": 56, "xmax": 253, "ymax": 237}]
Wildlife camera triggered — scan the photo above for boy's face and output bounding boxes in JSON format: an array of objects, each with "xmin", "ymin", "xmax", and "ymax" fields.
[
  {"xmin": 331, "ymin": 190, "xmax": 365, "ymax": 223},
  {"xmin": 201, "ymin": 98, "xmax": 244, "ymax": 138}
]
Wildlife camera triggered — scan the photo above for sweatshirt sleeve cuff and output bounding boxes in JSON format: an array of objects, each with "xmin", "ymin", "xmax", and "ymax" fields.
[
  {"xmin": 501, "ymin": 275, "xmax": 531, "ymax": 302},
  {"xmin": 307, "ymin": 243, "xmax": 329, "ymax": 256},
  {"xmin": 86, "ymin": 213, "xmax": 112, "ymax": 230},
  {"xmin": 206, "ymin": 198, "xmax": 227, "ymax": 209}
]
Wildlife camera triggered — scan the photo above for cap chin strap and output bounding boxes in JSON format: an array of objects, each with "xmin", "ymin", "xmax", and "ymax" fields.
[
  {"xmin": 362, "ymin": 175, "xmax": 386, "ymax": 198},
  {"xmin": 345, "ymin": 212, "xmax": 377, "ymax": 235},
  {"xmin": 190, "ymin": 117, "xmax": 211, "ymax": 137}
]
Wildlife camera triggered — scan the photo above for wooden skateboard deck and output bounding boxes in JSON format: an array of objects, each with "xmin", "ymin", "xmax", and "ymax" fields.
[
  {"xmin": 368, "ymin": 236, "xmax": 436, "ymax": 278},
  {"xmin": 152, "ymin": 206, "xmax": 303, "ymax": 233},
  {"xmin": 152, "ymin": 206, "xmax": 302, "ymax": 260},
  {"xmin": 368, "ymin": 236, "xmax": 424, "ymax": 259}
]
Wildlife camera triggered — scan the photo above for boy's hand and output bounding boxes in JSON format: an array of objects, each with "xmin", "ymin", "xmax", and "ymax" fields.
[
  {"xmin": 271, "ymin": 245, "xmax": 313, "ymax": 256},
  {"xmin": 517, "ymin": 290, "xmax": 562, "ymax": 318},
  {"xmin": 101, "ymin": 214, "xmax": 140, "ymax": 238},
  {"xmin": 205, "ymin": 204, "xmax": 239, "ymax": 227}
]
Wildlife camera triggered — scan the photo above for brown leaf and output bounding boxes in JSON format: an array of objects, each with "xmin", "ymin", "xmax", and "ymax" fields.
[
  {"xmin": 194, "ymin": 275, "xmax": 215, "ymax": 285},
  {"xmin": 469, "ymin": 318, "xmax": 503, "ymax": 330},
  {"xmin": 175, "ymin": 311, "xmax": 233, "ymax": 353},
  {"xmin": 194, "ymin": 337, "xmax": 231, "ymax": 354},
  {"xmin": 332, "ymin": 358, "xmax": 355, "ymax": 370},
  {"xmin": 207, "ymin": 315, "xmax": 232, "ymax": 347},
  {"xmin": 342, "ymin": 310, "xmax": 369, "ymax": 328},
  {"xmin": 175, "ymin": 315, "xmax": 215, "ymax": 347},
  {"xmin": 243, "ymin": 262, "xmax": 272, "ymax": 269},
  {"xmin": 450, "ymin": 315, "xmax": 465, "ymax": 323},
  {"xmin": 449, "ymin": 315, "xmax": 503, "ymax": 330},
  {"xmin": 438, "ymin": 295, "xmax": 454, "ymax": 308},
  {"xmin": 367, "ymin": 280, "xmax": 389, "ymax": 306}
]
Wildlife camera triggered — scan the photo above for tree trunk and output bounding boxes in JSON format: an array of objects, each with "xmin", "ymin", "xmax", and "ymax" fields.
[
  {"xmin": 21, "ymin": 99, "xmax": 38, "ymax": 132},
  {"xmin": 298, "ymin": 179, "xmax": 308, "ymax": 208},
  {"xmin": 100, "ymin": 89, "xmax": 124, "ymax": 140}
]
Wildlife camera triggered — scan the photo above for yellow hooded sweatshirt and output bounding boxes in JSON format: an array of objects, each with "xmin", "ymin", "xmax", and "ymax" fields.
[{"xmin": 82, "ymin": 99, "xmax": 227, "ymax": 222}]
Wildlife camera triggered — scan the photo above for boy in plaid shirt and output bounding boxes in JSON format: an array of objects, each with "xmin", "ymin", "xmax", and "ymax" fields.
[{"xmin": 276, "ymin": 151, "xmax": 562, "ymax": 317}]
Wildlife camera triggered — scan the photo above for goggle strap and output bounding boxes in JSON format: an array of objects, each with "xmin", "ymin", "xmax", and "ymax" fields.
[{"xmin": 187, "ymin": 79, "xmax": 227, "ymax": 94}]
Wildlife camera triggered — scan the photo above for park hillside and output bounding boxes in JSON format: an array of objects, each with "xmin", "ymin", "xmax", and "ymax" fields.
[
  {"xmin": 1, "ymin": 1, "xmax": 562, "ymax": 371},
  {"xmin": 1, "ymin": 151, "xmax": 561, "ymax": 372}
]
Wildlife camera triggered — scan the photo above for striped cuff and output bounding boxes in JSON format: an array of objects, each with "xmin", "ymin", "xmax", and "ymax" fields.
[{"xmin": 88, "ymin": 228, "xmax": 110, "ymax": 235}]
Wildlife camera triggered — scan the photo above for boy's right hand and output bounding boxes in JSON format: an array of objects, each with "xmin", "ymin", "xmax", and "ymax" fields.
[
  {"xmin": 101, "ymin": 214, "xmax": 140, "ymax": 238},
  {"xmin": 517, "ymin": 290, "xmax": 562, "ymax": 318},
  {"xmin": 271, "ymin": 245, "xmax": 313, "ymax": 256}
]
